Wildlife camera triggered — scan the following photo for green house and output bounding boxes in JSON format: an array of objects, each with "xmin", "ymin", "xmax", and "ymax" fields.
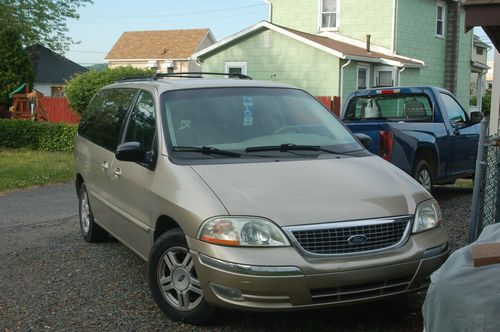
[{"xmin": 193, "ymin": 0, "xmax": 473, "ymax": 107}]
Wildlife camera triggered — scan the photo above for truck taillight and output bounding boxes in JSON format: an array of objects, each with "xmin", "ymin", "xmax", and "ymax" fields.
[{"xmin": 379, "ymin": 130, "xmax": 394, "ymax": 161}]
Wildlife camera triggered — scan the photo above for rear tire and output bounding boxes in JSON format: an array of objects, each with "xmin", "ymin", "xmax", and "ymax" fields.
[
  {"xmin": 413, "ymin": 160, "xmax": 433, "ymax": 192},
  {"xmin": 149, "ymin": 228, "xmax": 214, "ymax": 325},
  {"xmin": 78, "ymin": 183, "xmax": 108, "ymax": 242}
]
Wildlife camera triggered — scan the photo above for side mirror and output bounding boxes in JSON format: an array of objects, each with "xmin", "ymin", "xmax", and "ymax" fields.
[
  {"xmin": 354, "ymin": 133, "xmax": 372, "ymax": 149},
  {"xmin": 115, "ymin": 141, "xmax": 145, "ymax": 162},
  {"xmin": 470, "ymin": 111, "xmax": 483, "ymax": 125}
]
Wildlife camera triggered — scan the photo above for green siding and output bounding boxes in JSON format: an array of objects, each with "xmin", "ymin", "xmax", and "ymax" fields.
[
  {"xmin": 270, "ymin": 0, "xmax": 394, "ymax": 49},
  {"xmin": 396, "ymin": 0, "xmax": 472, "ymax": 106},
  {"xmin": 270, "ymin": 0, "xmax": 318, "ymax": 34},
  {"xmin": 338, "ymin": 0, "xmax": 394, "ymax": 49},
  {"xmin": 201, "ymin": 29, "xmax": 340, "ymax": 97},
  {"xmin": 400, "ymin": 68, "xmax": 421, "ymax": 86},
  {"xmin": 396, "ymin": 0, "xmax": 446, "ymax": 87}
]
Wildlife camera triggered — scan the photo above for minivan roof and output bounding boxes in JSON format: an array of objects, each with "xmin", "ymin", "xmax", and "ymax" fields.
[{"xmin": 105, "ymin": 78, "xmax": 296, "ymax": 93}]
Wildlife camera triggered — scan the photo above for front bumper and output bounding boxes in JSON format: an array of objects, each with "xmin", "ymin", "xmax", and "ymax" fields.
[{"xmin": 186, "ymin": 225, "xmax": 449, "ymax": 311}]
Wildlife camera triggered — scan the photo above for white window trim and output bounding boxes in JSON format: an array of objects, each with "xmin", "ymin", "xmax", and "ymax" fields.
[
  {"xmin": 224, "ymin": 61, "xmax": 247, "ymax": 75},
  {"xmin": 436, "ymin": 0, "xmax": 445, "ymax": 39},
  {"xmin": 374, "ymin": 66, "xmax": 396, "ymax": 88},
  {"xmin": 357, "ymin": 64, "xmax": 371, "ymax": 90},
  {"xmin": 318, "ymin": 0, "xmax": 340, "ymax": 32}
]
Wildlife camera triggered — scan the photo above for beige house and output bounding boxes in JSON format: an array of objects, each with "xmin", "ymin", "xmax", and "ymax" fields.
[
  {"xmin": 471, "ymin": 35, "xmax": 490, "ymax": 105},
  {"xmin": 105, "ymin": 29, "xmax": 215, "ymax": 73}
]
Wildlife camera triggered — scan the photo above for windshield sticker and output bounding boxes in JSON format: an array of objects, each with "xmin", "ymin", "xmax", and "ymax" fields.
[
  {"xmin": 179, "ymin": 120, "xmax": 192, "ymax": 130},
  {"xmin": 243, "ymin": 96, "xmax": 254, "ymax": 126}
]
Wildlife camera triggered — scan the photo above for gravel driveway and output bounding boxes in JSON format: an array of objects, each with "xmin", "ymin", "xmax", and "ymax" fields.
[{"xmin": 0, "ymin": 184, "xmax": 471, "ymax": 331}]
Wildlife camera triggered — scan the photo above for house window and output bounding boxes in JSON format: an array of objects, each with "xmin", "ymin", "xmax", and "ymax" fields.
[
  {"xmin": 224, "ymin": 62, "xmax": 247, "ymax": 76},
  {"xmin": 357, "ymin": 65, "xmax": 370, "ymax": 90},
  {"xmin": 374, "ymin": 66, "xmax": 395, "ymax": 87},
  {"xmin": 320, "ymin": 0, "xmax": 339, "ymax": 30},
  {"xmin": 51, "ymin": 86, "xmax": 64, "ymax": 97},
  {"xmin": 167, "ymin": 67, "xmax": 174, "ymax": 74},
  {"xmin": 436, "ymin": 1, "xmax": 445, "ymax": 38},
  {"xmin": 476, "ymin": 47, "xmax": 484, "ymax": 56}
]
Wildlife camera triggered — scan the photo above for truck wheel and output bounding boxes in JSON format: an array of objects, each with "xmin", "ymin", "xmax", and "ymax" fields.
[
  {"xmin": 78, "ymin": 183, "xmax": 108, "ymax": 242},
  {"xmin": 413, "ymin": 160, "xmax": 433, "ymax": 192},
  {"xmin": 149, "ymin": 228, "xmax": 214, "ymax": 325}
]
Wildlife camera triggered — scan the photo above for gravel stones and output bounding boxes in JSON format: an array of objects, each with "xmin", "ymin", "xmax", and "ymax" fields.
[{"xmin": 0, "ymin": 186, "xmax": 471, "ymax": 331}]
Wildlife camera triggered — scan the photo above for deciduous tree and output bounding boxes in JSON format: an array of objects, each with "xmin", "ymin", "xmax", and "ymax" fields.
[{"xmin": 0, "ymin": 0, "xmax": 93, "ymax": 53}]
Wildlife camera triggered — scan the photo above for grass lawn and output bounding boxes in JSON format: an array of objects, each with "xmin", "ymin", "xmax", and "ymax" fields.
[{"xmin": 0, "ymin": 148, "xmax": 74, "ymax": 193}]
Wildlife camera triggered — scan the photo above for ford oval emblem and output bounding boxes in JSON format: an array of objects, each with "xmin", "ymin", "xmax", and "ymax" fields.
[{"xmin": 347, "ymin": 234, "xmax": 368, "ymax": 244}]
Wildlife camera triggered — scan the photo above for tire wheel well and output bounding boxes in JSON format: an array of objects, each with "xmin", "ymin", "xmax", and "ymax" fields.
[
  {"xmin": 75, "ymin": 174, "xmax": 84, "ymax": 198},
  {"xmin": 154, "ymin": 216, "xmax": 181, "ymax": 241},
  {"xmin": 414, "ymin": 148, "xmax": 437, "ymax": 178}
]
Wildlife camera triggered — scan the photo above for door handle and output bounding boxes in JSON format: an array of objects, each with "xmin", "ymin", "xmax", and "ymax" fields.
[
  {"xmin": 100, "ymin": 161, "xmax": 109, "ymax": 172},
  {"xmin": 113, "ymin": 167, "xmax": 122, "ymax": 178}
]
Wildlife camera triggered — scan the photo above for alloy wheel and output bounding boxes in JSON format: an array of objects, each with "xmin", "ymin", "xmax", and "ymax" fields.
[{"xmin": 157, "ymin": 246, "xmax": 203, "ymax": 311}]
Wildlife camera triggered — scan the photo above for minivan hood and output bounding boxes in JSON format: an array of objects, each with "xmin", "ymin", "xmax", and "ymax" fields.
[{"xmin": 191, "ymin": 156, "xmax": 431, "ymax": 227}]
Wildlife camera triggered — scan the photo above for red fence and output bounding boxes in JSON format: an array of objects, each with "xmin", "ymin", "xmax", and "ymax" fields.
[
  {"xmin": 315, "ymin": 96, "xmax": 341, "ymax": 116},
  {"xmin": 38, "ymin": 97, "xmax": 79, "ymax": 124}
]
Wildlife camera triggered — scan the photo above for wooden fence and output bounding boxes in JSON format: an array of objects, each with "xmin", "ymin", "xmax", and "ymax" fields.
[
  {"xmin": 315, "ymin": 96, "xmax": 341, "ymax": 116},
  {"xmin": 38, "ymin": 97, "xmax": 79, "ymax": 124}
]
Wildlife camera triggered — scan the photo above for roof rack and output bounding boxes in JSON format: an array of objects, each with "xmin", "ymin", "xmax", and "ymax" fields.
[
  {"xmin": 116, "ymin": 75, "xmax": 155, "ymax": 83},
  {"xmin": 156, "ymin": 72, "xmax": 252, "ymax": 80},
  {"xmin": 116, "ymin": 72, "xmax": 252, "ymax": 83}
]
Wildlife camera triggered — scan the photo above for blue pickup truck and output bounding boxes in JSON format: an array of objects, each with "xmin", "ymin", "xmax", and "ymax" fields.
[{"xmin": 341, "ymin": 86, "xmax": 483, "ymax": 191}]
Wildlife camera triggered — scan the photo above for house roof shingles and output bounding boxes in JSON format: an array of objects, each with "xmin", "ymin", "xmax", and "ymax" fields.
[
  {"xmin": 106, "ymin": 29, "xmax": 210, "ymax": 60},
  {"xmin": 279, "ymin": 25, "xmax": 422, "ymax": 66},
  {"xmin": 26, "ymin": 44, "xmax": 88, "ymax": 84}
]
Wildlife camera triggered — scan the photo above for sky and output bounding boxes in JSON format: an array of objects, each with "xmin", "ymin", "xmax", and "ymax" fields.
[
  {"xmin": 65, "ymin": 0, "xmax": 268, "ymax": 65},
  {"xmin": 65, "ymin": 0, "xmax": 494, "ymax": 66}
]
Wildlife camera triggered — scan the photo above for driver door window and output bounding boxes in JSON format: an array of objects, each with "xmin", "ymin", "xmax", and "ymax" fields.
[
  {"xmin": 440, "ymin": 93, "xmax": 467, "ymax": 127},
  {"xmin": 124, "ymin": 91, "xmax": 157, "ymax": 162}
]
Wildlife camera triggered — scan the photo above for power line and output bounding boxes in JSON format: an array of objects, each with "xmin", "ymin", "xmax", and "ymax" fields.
[
  {"xmin": 73, "ymin": 9, "xmax": 265, "ymax": 25},
  {"xmin": 67, "ymin": 49, "xmax": 107, "ymax": 54},
  {"xmin": 80, "ymin": 3, "xmax": 265, "ymax": 19}
]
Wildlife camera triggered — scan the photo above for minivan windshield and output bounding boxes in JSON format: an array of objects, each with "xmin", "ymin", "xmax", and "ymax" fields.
[{"xmin": 161, "ymin": 87, "xmax": 362, "ymax": 159}]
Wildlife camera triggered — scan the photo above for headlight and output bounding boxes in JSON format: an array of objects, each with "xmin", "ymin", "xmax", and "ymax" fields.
[
  {"xmin": 413, "ymin": 199, "xmax": 442, "ymax": 233},
  {"xmin": 198, "ymin": 216, "xmax": 290, "ymax": 247}
]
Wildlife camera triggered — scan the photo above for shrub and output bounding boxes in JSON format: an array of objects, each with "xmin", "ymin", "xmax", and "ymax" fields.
[
  {"xmin": 0, "ymin": 119, "xmax": 77, "ymax": 152},
  {"xmin": 65, "ymin": 66, "xmax": 154, "ymax": 116},
  {"xmin": 470, "ymin": 92, "xmax": 491, "ymax": 116}
]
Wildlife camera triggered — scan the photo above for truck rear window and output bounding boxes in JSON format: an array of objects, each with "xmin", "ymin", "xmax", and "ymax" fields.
[{"xmin": 345, "ymin": 94, "xmax": 433, "ymax": 122}]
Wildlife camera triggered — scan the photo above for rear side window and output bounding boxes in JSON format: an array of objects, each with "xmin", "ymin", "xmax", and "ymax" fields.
[
  {"xmin": 79, "ymin": 88, "xmax": 137, "ymax": 151},
  {"xmin": 345, "ymin": 94, "xmax": 433, "ymax": 122}
]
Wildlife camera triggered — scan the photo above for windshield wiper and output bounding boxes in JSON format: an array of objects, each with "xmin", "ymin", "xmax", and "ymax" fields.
[
  {"xmin": 245, "ymin": 143, "xmax": 349, "ymax": 155},
  {"xmin": 173, "ymin": 146, "xmax": 241, "ymax": 157}
]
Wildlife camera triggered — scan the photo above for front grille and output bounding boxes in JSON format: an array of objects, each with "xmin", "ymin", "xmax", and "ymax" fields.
[
  {"xmin": 287, "ymin": 217, "xmax": 411, "ymax": 255},
  {"xmin": 310, "ymin": 277, "xmax": 412, "ymax": 304}
]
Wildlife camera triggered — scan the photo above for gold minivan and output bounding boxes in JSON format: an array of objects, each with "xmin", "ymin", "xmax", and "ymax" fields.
[{"xmin": 75, "ymin": 74, "xmax": 448, "ymax": 324}]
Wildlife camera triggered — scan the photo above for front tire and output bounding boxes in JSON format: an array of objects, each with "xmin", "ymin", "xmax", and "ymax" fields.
[
  {"xmin": 78, "ymin": 183, "xmax": 108, "ymax": 242},
  {"xmin": 413, "ymin": 160, "xmax": 433, "ymax": 192},
  {"xmin": 149, "ymin": 228, "xmax": 214, "ymax": 325}
]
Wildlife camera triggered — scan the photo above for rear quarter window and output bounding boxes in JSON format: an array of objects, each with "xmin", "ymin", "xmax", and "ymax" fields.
[{"xmin": 79, "ymin": 88, "xmax": 137, "ymax": 151}]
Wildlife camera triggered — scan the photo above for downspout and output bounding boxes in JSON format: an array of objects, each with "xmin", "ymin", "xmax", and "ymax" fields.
[
  {"xmin": 263, "ymin": 0, "xmax": 272, "ymax": 22},
  {"xmin": 340, "ymin": 59, "xmax": 352, "ymax": 106},
  {"xmin": 398, "ymin": 65, "xmax": 406, "ymax": 86}
]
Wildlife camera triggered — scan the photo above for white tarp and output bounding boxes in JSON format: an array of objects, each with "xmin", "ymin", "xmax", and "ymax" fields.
[{"xmin": 422, "ymin": 223, "xmax": 500, "ymax": 332}]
